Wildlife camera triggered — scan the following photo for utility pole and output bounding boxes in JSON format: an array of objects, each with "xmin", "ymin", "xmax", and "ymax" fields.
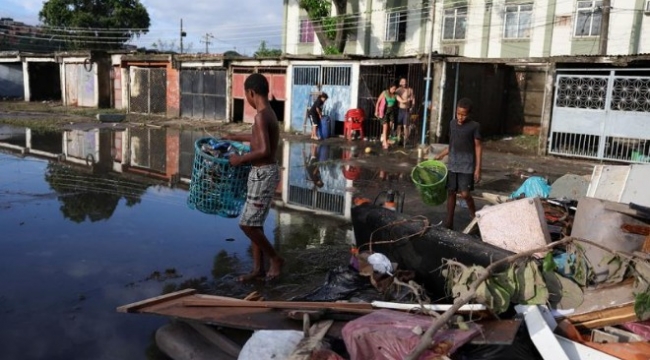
[
  {"xmin": 420, "ymin": 1, "xmax": 436, "ymax": 146},
  {"xmin": 599, "ymin": 0, "xmax": 611, "ymax": 55},
  {"xmin": 180, "ymin": 19, "xmax": 187, "ymax": 54},
  {"xmin": 200, "ymin": 33, "xmax": 214, "ymax": 54}
]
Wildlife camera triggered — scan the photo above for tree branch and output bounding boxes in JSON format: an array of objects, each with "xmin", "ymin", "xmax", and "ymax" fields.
[{"xmin": 405, "ymin": 236, "xmax": 576, "ymax": 360}]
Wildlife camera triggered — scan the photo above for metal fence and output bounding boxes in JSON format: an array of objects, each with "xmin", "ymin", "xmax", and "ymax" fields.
[
  {"xmin": 287, "ymin": 185, "xmax": 345, "ymax": 215},
  {"xmin": 129, "ymin": 67, "xmax": 167, "ymax": 115},
  {"xmin": 550, "ymin": 69, "xmax": 650, "ymax": 163},
  {"xmin": 357, "ymin": 63, "xmax": 428, "ymax": 144}
]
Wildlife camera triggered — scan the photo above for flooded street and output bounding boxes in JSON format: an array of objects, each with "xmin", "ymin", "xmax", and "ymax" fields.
[{"xmin": 0, "ymin": 125, "xmax": 358, "ymax": 360}]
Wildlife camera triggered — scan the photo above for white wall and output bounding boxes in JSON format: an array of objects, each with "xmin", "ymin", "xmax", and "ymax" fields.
[
  {"xmin": 463, "ymin": 0, "xmax": 487, "ymax": 57},
  {"xmin": 640, "ymin": 9, "xmax": 650, "ymax": 53},
  {"xmin": 529, "ymin": 0, "xmax": 553, "ymax": 57},
  {"xmin": 549, "ymin": 0, "xmax": 574, "ymax": 55},
  {"xmin": 607, "ymin": 0, "xmax": 636, "ymax": 55}
]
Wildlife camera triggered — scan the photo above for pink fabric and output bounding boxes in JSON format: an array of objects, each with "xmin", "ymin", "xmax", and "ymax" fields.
[
  {"xmin": 623, "ymin": 320, "xmax": 650, "ymax": 340},
  {"xmin": 377, "ymin": 95, "xmax": 386, "ymax": 119},
  {"xmin": 342, "ymin": 310, "xmax": 480, "ymax": 360}
]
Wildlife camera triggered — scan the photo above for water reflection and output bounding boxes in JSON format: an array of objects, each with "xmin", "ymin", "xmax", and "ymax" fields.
[
  {"xmin": 45, "ymin": 162, "xmax": 150, "ymax": 223},
  {"xmin": 0, "ymin": 124, "xmax": 358, "ymax": 360},
  {"xmin": 282, "ymin": 140, "xmax": 353, "ymax": 218}
]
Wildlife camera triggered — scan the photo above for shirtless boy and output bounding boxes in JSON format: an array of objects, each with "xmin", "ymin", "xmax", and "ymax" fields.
[{"xmin": 224, "ymin": 73, "xmax": 284, "ymax": 281}]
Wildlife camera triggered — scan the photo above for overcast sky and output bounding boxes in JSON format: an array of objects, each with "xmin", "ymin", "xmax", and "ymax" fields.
[{"xmin": 3, "ymin": 0, "xmax": 284, "ymax": 54}]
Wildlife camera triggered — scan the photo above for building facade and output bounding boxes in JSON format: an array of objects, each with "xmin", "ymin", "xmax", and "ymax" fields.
[{"xmin": 283, "ymin": 0, "xmax": 650, "ymax": 57}]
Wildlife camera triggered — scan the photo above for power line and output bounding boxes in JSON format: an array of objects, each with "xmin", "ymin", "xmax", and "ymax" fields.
[{"xmin": 199, "ymin": 33, "xmax": 214, "ymax": 54}]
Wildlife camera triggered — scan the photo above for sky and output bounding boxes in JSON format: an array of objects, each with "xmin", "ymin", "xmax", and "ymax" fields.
[{"xmin": 2, "ymin": 0, "xmax": 285, "ymax": 55}]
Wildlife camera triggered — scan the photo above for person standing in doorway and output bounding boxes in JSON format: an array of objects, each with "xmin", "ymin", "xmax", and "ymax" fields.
[
  {"xmin": 396, "ymin": 77, "xmax": 414, "ymax": 145},
  {"xmin": 309, "ymin": 92, "xmax": 328, "ymax": 141},
  {"xmin": 375, "ymin": 81, "xmax": 398, "ymax": 150},
  {"xmin": 435, "ymin": 98, "xmax": 482, "ymax": 230},
  {"xmin": 224, "ymin": 73, "xmax": 284, "ymax": 281}
]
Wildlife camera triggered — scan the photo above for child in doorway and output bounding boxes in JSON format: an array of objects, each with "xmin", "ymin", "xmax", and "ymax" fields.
[
  {"xmin": 309, "ymin": 92, "xmax": 328, "ymax": 140},
  {"xmin": 224, "ymin": 73, "xmax": 284, "ymax": 281},
  {"xmin": 435, "ymin": 98, "xmax": 482, "ymax": 230}
]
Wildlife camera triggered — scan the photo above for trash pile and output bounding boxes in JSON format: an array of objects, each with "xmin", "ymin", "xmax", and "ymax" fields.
[{"xmin": 442, "ymin": 163, "xmax": 650, "ymax": 360}]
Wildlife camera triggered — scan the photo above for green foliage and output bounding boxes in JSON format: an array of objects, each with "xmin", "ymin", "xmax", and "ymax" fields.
[
  {"xmin": 323, "ymin": 45, "xmax": 341, "ymax": 55},
  {"xmin": 254, "ymin": 41, "xmax": 282, "ymax": 58},
  {"xmin": 39, "ymin": 0, "xmax": 150, "ymax": 49},
  {"xmin": 299, "ymin": 0, "xmax": 331, "ymax": 19},
  {"xmin": 635, "ymin": 291, "xmax": 650, "ymax": 321},
  {"xmin": 151, "ymin": 39, "xmax": 193, "ymax": 53},
  {"xmin": 542, "ymin": 252, "xmax": 557, "ymax": 272},
  {"xmin": 299, "ymin": 0, "xmax": 348, "ymax": 53}
]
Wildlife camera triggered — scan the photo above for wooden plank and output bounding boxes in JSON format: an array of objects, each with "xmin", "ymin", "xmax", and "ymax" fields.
[
  {"xmin": 643, "ymin": 234, "xmax": 650, "ymax": 253},
  {"xmin": 288, "ymin": 320, "xmax": 334, "ymax": 360},
  {"xmin": 568, "ymin": 304, "xmax": 638, "ymax": 330},
  {"xmin": 116, "ymin": 288, "xmax": 196, "ymax": 313},
  {"xmin": 462, "ymin": 217, "xmax": 479, "ymax": 234},
  {"xmin": 620, "ymin": 223, "xmax": 650, "ymax": 236},
  {"xmin": 371, "ymin": 301, "xmax": 487, "ymax": 312},
  {"xmin": 182, "ymin": 298, "xmax": 374, "ymax": 314},
  {"xmin": 605, "ymin": 202, "xmax": 650, "ymax": 220}
]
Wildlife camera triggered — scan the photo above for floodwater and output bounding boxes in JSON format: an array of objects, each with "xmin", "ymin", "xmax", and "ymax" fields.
[{"xmin": 0, "ymin": 125, "xmax": 359, "ymax": 360}]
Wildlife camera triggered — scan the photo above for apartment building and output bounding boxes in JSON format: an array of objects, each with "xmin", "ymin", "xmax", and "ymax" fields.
[{"xmin": 282, "ymin": 0, "xmax": 650, "ymax": 57}]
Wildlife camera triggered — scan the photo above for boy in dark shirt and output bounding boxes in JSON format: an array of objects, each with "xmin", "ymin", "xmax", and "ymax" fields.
[
  {"xmin": 224, "ymin": 73, "xmax": 283, "ymax": 281},
  {"xmin": 435, "ymin": 98, "xmax": 482, "ymax": 230},
  {"xmin": 308, "ymin": 92, "xmax": 328, "ymax": 140}
]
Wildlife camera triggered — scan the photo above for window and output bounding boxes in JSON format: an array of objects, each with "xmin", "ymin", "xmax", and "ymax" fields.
[
  {"xmin": 574, "ymin": 0, "xmax": 603, "ymax": 37},
  {"xmin": 385, "ymin": 11, "xmax": 407, "ymax": 42},
  {"xmin": 504, "ymin": 4, "xmax": 533, "ymax": 39},
  {"xmin": 443, "ymin": 7, "xmax": 467, "ymax": 40},
  {"xmin": 299, "ymin": 19, "xmax": 314, "ymax": 43}
]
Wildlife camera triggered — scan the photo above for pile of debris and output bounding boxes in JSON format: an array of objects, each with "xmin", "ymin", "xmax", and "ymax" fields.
[
  {"xmin": 449, "ymin": 163, "xmax": 650, "ymax": 360},
  {"xmin": 116, "ymin": 163, "xmax": 650, "ymax": 360}
]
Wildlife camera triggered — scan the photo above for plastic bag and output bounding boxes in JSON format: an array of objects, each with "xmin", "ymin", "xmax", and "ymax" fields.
[
  {"xmin": 510, "ymin": 176, "xmax": 551, "ymax": 199},
  {"xmin": 238, "ymin": 330, "xmax": 303, "ymax": 360}
]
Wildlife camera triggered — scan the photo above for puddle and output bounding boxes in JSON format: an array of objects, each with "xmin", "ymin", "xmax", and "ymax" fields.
[{"xmin": 0, "ymin": 125, "xmax": 365, "ymax": 360}]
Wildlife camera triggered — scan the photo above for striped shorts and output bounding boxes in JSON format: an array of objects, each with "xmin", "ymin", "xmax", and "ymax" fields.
[{"xmin": 239, "ymin": 163, "xmax": 280, "ymax": 227}]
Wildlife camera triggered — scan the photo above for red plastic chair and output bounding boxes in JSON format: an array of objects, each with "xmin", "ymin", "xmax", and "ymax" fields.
[{"xmin": 344, "ymin": 108, "xmax": 366, "ymax": 140}]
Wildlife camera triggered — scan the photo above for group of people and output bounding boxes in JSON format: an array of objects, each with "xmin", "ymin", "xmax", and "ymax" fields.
[
  {"xmin": 306, "ymin": 77, "xmax": 415, "ymax": 147},
  {"xmin": 224, "ymin": 73, "xmax": 482, "ymax": 283},
  {"xmin": 374, "ymin": 77, "xmax": 414, "ymax": 149}
]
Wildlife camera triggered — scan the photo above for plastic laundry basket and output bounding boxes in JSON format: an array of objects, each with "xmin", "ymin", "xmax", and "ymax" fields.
[
  {"xmin": 187, "ymin": 137, "xmax": 251, "ymax": 217},
  {"xmin": 411, "ymin": 160, "xmax": 448, "ymax": 206}
]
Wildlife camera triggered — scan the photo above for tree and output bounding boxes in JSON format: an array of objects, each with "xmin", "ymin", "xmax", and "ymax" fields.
[
  {"xmin": 223, "ymin": 50, "xmax": 243, "ymax": 58},
  {"xmin": 39, "ymin": 0, "xmax": 150, "ymax": 49},
  {"xmin": 299, "ymin": 0, "xmax": 348, "ymax": 55},
  {"xmin": 150, "ymin": 39, "xmax": 193, "ymax": 53},
  {"xmin": 45, "ymin": 162, "xmax": 149, "ymax": 223},
  {"xmin": 254, "ymin": 41, "xmax": 282, "ymax": 58}
]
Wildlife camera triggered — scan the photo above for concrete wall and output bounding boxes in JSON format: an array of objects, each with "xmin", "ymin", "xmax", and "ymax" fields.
[
  {"xmin": 0, "ymin": 63, "xmax": 24, "ymax": 98},
  {"xmin": 166, "ymin": 63, "xmax": 180, "ymax": 118}
]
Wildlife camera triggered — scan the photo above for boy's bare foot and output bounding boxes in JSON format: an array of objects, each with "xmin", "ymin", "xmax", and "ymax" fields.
[
  {"xmin": 237, "ymin": 271, "xmax": 265, "ymax": 282},
  {"xmin": 265, "ymin": 257, "xmax": 285, "ymax": 281}
]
